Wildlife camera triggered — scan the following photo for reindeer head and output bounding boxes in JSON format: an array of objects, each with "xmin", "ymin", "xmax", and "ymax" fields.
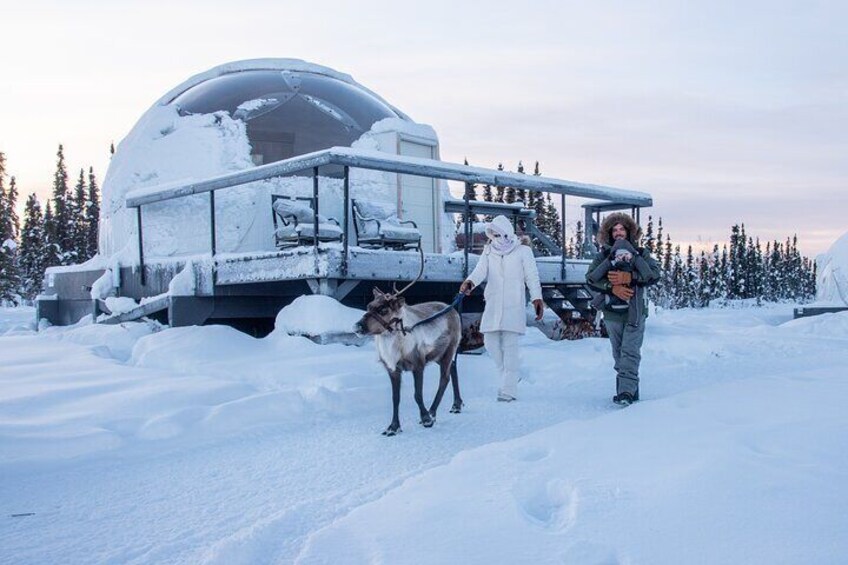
[
  {"xmin": 355, "ymin": 247, "xmax": 425, "ymax": 336},
  {"xmin": 355, "ymin": 288, "xmax": 406, "ymax": 336}
]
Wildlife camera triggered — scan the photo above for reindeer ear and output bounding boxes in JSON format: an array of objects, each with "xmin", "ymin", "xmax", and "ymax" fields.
[
  {"xmin": 395, "ymin": 296, "xmax": 406, "ymax": 306},
  {"xmin": 372, "ymin": 287, "xmax": 384, "ymax": 299}
]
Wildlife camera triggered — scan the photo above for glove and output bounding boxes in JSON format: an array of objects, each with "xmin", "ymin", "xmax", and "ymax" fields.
[
  {"xmin": 611, "ymin": 285, "xmax": 634, "ymax": 301},
  {"xmin": 460, "ymin": 280, "xmax": 475, "ymax": 295},
  {"xmin": 608, "ymin": 271, "xmax": 632, "ymax": 285},
  {"xmin": 532, "ymin": 299, "xmax": 544, "ymax": 320},
  {"xmin": 611, "ymin": 238, "xmax": 637, "ymax": 254}
]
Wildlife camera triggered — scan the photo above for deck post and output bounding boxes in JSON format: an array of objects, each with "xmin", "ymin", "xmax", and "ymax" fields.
[
  {"xmin": 137, "ymin": 206, "xmax": 146, "ymax": 286},
  {"xmin": 210, "ymin": 191, "xmax": 217, "ymax": 285},
  {"xmin": 463, "ymin": 190, "xmax": 470, "ymax": 279},
  {"xmin": 313, "ymin": 167, "xmax": 320, "ymax": 264},
  {"xmin": 560, "ymin": 192, "xmax": 566, "ymax": 281},
  {"xmin": 342, "ymin": 165, "xmax": 350, "ymax": 277},
  {"xmin": 210, "ymin": 191, "xmax": 217, "ymax": 255}
]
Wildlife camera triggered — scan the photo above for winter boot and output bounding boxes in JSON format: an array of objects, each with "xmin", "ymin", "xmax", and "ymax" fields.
[{"xmin": 613, "ymin": 392, "xmax": 635, "ymax": 406}]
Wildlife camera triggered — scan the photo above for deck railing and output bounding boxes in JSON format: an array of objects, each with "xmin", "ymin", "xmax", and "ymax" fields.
[{"xmin": 125, "ymin": 147, "xmax": 652, "ymax": 286}]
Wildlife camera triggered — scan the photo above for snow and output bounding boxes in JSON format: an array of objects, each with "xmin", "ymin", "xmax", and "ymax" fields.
[
  {"xmin": 167, "ymin": 261, "xmax": 196, "ymax": 296},
  {"xmin": 89, "ymin": 268, "xmax": 115, "ymax": 300},
  {"xmin": 1, "ymin": 302, "xmax": 846, "ymax": 563},
  {"xmin": 103, "ymin": 296, "xmax": 139, "ymax": 315},
  {"xmin": 2, "ymin": 238, "xmax": 17, "ymax": 251},
  {"xmin": 273, "ymin": 295, "xmax": 362, "ymax": 337},
  {"xmin": 816, "ymin": 230, "xmax": 848, "ymax": 306}
]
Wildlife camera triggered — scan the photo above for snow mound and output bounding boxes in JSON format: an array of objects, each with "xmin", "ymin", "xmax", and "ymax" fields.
[
  {"xmin": 273, "ymin": 295, "xmax": 364, "ymax": 337},
  {"xmin": 780, "ymin": 310, "xmax": 848, "ymax": 336},
  {"xmin": 816, "ymin": 231, "xmax": 848, "ymax": 305}
]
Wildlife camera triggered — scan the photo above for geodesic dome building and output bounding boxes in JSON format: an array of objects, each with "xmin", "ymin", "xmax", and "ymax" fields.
[{"xmin": 100, "ymin": 59, "xmax": 450, "ymax": 262}]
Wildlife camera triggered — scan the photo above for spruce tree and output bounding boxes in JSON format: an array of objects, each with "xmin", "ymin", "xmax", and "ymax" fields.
[
  {"xmin": 460, "ymin": 159, "xmax": 479, "ymax": 226},
  {"xmin": 574, "ymin": 220, "xmax": 584, "ymax": 259},
  {"xmin": 544, "ymin": 192, "xmax": 563, "ymax": 248},
  {"xmin": 685, "ymin": 245, "xmax": 697, "ymax": 307},
  {"xmin": 643, "ymin": 216, "xmax": 655, "ymax": 255},
  {"xmin": 71, "ymin": 168, "xmax": 88, "ymax": 262},
  {"xmin": 0, "ymin": 151, "xmax": 6, "ymax": 241},
  {"xmin": 494, "ymin": 163, "xmax": 505, "ymax": 203},
  {"xmin": 719, "ymin": 243, "xmax": 731, "ymax": 299},
  {"xmin": 527, "ymin": 162, "xmax": 539, "ymax": 209},
  {"xmin": 655, "ymin": 218, "xmax": 664, "ymax": 269},
  {"xmin": 43, "ymin": 201, "xmax": 61, "ymax": 268},
  {"xmin": 514, "ymin": 161, "xmax": 526, "ymax": 204},
  {"xmin": 529, "ymin": 162, "xmax": 544, "ymax": 238},
  {"xmin": 481, "ymin": 183, "xmax": 494, "ymax": 222},
  {"xmin": 0, "ymin": 156, "xmax": 19, "ymax": 304},
  {"xmin": 669, "ymin": 245, "xmax": 684, "ymax": 308},
  {"xmin": 18, "ymin": 194, "xmax": 47, "ymax": 301},
  {"xmin": 698, "ymin": 251, "xmax": 712, "ymax": 306},
  {"xmin": 8, "ymin": 176, "xmax": 19, "ymax": 239},
  {"xmin": 51, "ymin": 144, "xmax": 72, "ymax": 264},
  {"xmin": 709, "ymin": 244, "xmax": 722, "ymax": 301},
  {"xmin": 86, "ymin": 167, "xmax": 100, "ymax": 259}
]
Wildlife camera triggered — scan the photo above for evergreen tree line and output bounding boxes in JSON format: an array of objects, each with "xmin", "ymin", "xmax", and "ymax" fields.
[
  {"xmin": 0, "ymin": 146, "xmax": 101, "ymax": 304},
  {"xmin": 460, "ymin": 160, "xmax": 570, "ymax": 256},
  {"xmin": 641, "ymin": 216, "xmax": 816, "ymax": 308},
  {"xmin": 457, "ymin": 163, "xmax": 816, "ymax": 308}
]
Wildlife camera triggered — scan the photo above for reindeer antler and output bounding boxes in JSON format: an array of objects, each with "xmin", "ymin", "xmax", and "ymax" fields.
[{"xmin": 392, "ymin": 246, "xmax": 425, "ymax": 298}]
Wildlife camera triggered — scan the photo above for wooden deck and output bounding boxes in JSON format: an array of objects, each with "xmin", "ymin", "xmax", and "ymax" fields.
[{"xmin": 212, "ymin": 247, "xmax": 591, "ymax": 288}]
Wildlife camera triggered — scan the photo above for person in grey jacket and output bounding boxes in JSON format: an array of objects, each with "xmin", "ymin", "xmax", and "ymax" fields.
[{"xmin": 586, "ymin": 212, "xmax": 660, "ymax": 406}]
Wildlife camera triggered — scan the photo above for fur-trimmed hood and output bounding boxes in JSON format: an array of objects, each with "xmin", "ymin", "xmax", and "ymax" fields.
[{"xmin": 598, "ymin": 212, "xmax": 642, "ymax": 247}]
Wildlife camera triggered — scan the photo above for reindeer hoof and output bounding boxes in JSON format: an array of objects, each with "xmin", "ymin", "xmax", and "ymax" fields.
[
  {"xmin": 420, "ymin": 416, "xmax": 435, "ymax": 428},
  {"xmin": 382, "ymin": 426, "xmax": 401, "ymax": 436},
  {"xmin": 450, "ymin": 402, "xmax": 464, "ymax": 414}
]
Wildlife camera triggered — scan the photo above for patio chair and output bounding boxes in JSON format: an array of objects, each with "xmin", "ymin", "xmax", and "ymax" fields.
[
  {"xmin": 272, "ymin": 195, "xmax": 343, "ymax": 249},
  {"xmin": 352, "ymin": 199, "xmax": 422, "ymax": 251}
]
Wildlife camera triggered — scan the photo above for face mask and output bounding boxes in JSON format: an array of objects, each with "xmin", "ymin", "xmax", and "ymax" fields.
[{"xmin": 486, "ymin": 227, "xmax": 518, "ymax": 255}]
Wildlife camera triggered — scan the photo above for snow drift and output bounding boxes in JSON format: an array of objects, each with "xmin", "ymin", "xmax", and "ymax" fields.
[{"xmin": 816, "ymin": 230, "xmax": 848, "ymax": 305}]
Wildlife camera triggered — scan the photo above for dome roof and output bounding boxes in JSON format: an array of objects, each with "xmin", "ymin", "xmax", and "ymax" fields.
[{"xmin": 166, "ymin": 65, "xmax": 404, "ymax": 166}]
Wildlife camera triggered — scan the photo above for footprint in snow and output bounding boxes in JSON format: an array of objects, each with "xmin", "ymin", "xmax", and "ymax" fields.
[{"xmin": 513, "ymin": 477, "xmax": 578, "ymax": 531}]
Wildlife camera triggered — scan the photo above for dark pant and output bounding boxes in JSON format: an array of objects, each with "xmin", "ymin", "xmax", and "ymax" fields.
[{"xmin": 604, "ymin": 316, "xmax": 646, "ymax": 397}]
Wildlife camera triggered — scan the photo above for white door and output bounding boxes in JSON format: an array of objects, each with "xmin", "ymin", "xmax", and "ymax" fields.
[{"xmin": 399, "ymin": 140, "xmax": 437, "ymax": 252}]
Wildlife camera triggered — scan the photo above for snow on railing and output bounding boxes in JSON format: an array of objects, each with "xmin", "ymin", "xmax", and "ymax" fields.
[{"xmin": 125, "ymin": 147, "xmax": 652, "ymax": 208}]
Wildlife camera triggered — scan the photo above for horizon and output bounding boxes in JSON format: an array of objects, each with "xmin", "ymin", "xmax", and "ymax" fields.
[{"xmin": 2, "ymin": 1, "xmax": 845, "ymax": 257}]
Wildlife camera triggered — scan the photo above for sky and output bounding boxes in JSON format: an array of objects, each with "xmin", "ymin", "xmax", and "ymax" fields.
[{"xmin": 1, "ymin": 0, "xmax": 845, "ymax": 256}]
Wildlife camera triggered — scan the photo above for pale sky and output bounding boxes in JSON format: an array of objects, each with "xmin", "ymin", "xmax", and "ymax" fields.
[{"xmin": 1, "ymin": 0, "xmax": 845, "ymax": 256}]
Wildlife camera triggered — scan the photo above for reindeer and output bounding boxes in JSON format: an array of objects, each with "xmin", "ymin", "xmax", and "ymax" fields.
[{"xmin": 355, "ymin": 255, "xmax": 463, "ymax": 436}]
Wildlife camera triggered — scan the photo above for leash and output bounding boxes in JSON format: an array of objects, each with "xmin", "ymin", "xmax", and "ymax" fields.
[{"xmin": 402, "ymin": 292, "xmax": 466, "ymax": 334}]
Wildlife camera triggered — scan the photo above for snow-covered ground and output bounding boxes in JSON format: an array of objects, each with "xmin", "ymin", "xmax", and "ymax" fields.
[{"xmin": 1, "ymin": 301, "xmax": 846, "ymax": 564}]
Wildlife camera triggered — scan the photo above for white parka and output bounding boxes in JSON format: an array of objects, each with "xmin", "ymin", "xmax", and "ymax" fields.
[{"xmin": 467, "ymin": 221, "xmax": 543, "ymax": 334}]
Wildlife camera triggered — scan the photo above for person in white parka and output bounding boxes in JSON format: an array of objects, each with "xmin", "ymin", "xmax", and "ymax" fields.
[{"xmin": 460, "ymin": 215, "xmax": 544, "ymax": 402}]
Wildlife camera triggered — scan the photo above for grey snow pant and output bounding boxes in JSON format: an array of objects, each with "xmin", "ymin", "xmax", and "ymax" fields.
[{"xmin": 604, "ymin": 316, "xmax": 646, "ymax": 397}]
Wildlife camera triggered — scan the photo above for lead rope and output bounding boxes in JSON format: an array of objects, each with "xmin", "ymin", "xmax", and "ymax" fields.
[{"xmin": 404, "ymin": 293, "xmax": 466, "ymax": 333}]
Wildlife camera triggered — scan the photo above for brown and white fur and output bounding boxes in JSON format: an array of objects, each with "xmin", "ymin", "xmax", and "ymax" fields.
[{"xmin": 355, "ymin": 288, "xmax": 463, "ymax": 436}]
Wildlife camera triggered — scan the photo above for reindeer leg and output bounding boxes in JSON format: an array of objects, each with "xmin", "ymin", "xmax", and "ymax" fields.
[
  {"xmin": 383, "ymin": 370, "xmax": 402, "ymax": 436},
  {"xmin": 429, "ymin": 355, "xmax": 452, "ymax": 419},
  {"xmin": 449, "ymin": 356, "xmax": 464, "ymax": 414},
  {"xmin": 413, "ymin": 368, "xmax": 434, "ymax": 428}
]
